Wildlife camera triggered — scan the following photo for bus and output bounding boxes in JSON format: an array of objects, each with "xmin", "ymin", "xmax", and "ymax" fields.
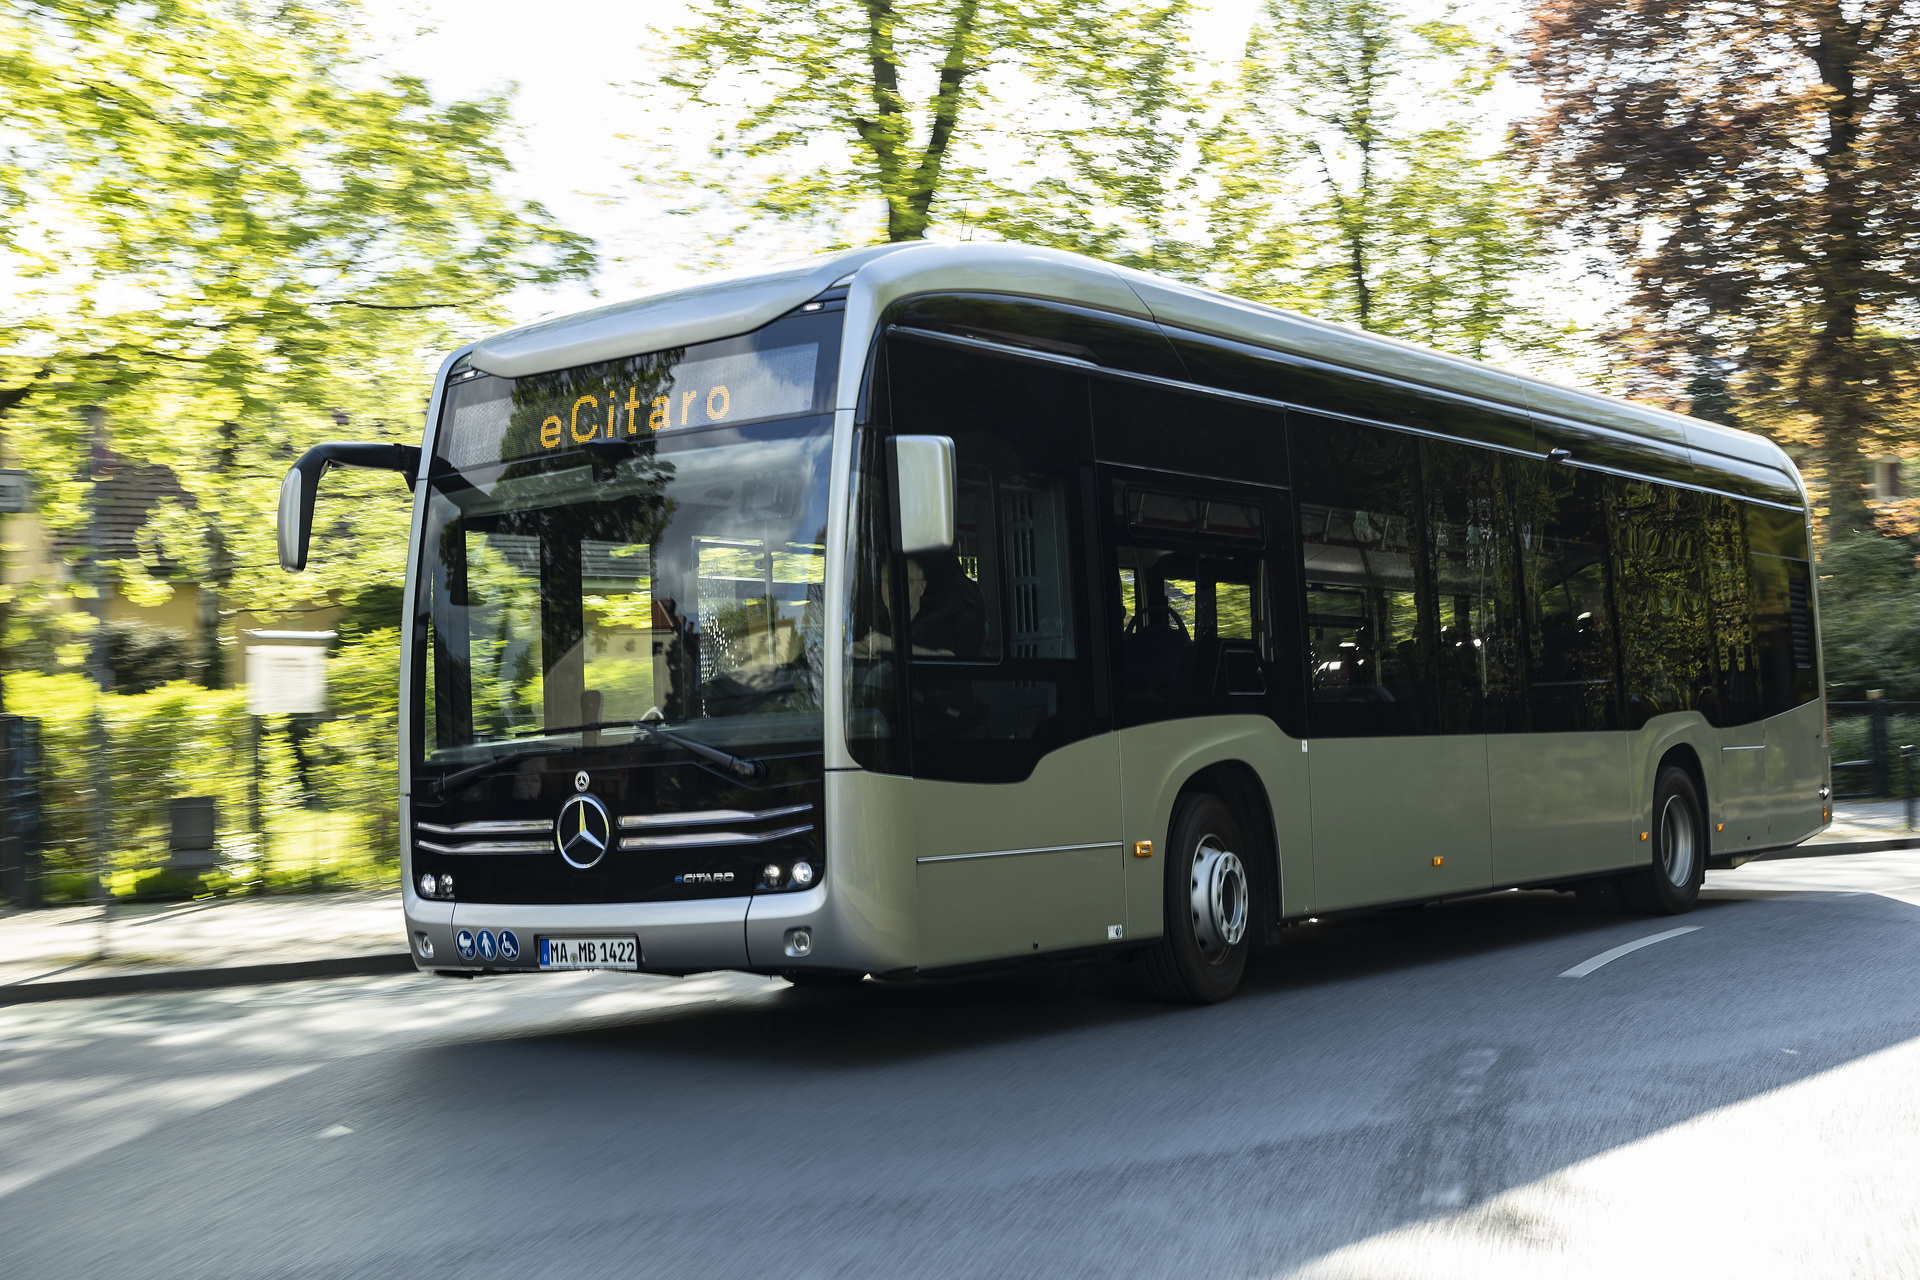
[{"xmin": 276, "ymin": 242, "xmax": 1827, "ymax": 1003}]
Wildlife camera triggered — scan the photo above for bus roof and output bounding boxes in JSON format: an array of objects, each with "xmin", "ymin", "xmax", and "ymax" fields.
[{"xmin": 469, "ymin": 241, "xmax": 1802, "ymax": 506}]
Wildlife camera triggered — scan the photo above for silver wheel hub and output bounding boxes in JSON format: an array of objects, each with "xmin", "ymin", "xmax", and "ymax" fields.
[
  {"xmin": 1660, "ymin": 794, "xmax": 1696, "ymax": 888},
  {"xmin": 1190, "ymin": 838, "xmax": 1248, "ymax": 958}
]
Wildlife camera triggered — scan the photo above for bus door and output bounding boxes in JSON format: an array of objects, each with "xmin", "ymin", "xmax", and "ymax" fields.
[
  {"xmin": 1293, "ymin": 419, "xmax": 1497, "ymax": 909},
  {"xmin": 882, "ymin": 336, "xmax": 1124, "ymax": 969},
  {"xmin": 1102, "ymin": 470, "xmax": 1301, "ymax": 938}
]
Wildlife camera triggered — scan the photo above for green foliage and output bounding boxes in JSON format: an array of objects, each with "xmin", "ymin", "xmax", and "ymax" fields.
[
  {"xmin": 101, "ymin": 621, "xmax": 190, "ymax": 693},
  {"xmin": 1516, "ymin": 0, "xmax": 1920, "ymax": 536},
  {"xmin": 656, "ymin": 0, "xmax": 1201, "ymax": 259},
  {"xmin": 2, "ymin": 630, "xmax": 403, "ymax": 898},
  {"xmin": 0, "ymin": 0, "xmax": 596, "ymax": 625},
  {"xmin": 1204, "ymin": 0, "xmax": 1564, "ymax": 361},
  {"xmin": 1817, "ymin": 533, "xmax": 1920, "ymax": 701}
]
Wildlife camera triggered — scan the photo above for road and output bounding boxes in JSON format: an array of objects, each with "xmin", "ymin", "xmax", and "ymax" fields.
[{"xmin": 3, "ymin": 852, "xmax": 1919, "ymax": 1279}]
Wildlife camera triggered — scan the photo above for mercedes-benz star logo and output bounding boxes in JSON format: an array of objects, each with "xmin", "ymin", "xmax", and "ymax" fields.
[{"xmin": 555, "ymin": 792, "xmax": 611, "ymax": 869}]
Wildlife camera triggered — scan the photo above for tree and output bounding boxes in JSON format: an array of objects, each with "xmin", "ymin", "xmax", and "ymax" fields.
[
  {"xmin": 1517, "ymin": 0, "xmax": 1920, "ymax": 539},
  {"xmin": 1203, "ymin": 0, "xmax": 1561, "ymax": 361},
  {"xmin": 653, "ymin": 0, "xmax": 1200, "ymax": 263},
  {"xmin": 0, "ymin": 0, "xmax": 595, "ymax": 681}
]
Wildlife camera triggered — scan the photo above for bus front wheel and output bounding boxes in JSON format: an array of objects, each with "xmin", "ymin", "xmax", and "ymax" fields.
[
  {"xmin": 1143, "ymin": 793, "xmax": 1251, "ymax": 1004},
  {"xmin": 1620, "ymin": 766, "xmax": 1706, "ymax": 915}
]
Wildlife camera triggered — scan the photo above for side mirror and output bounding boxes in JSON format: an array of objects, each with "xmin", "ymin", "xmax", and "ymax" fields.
[
  {"xmin": 277, "ymin": 463, "xmax": 320, "ymax": 572},
  {"xmin": 276, "ymin": 441, "xmax": 421, "ymax": 572},
  {"xmin": 889, "ymin": 434, "xmax": 956, "ymax": 555}
]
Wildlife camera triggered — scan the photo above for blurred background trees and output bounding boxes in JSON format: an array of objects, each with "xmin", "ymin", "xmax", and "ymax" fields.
[
  {"xmin": 1518, "ymin": 0, "xmax": 1920, "ymax": 541},
  {"xmin": 5, "ymin": 0, "xmax": 1920, "ymax": 891}
]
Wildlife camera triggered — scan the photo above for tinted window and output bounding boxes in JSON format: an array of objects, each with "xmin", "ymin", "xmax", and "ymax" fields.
[
  {"xmin": 1752, "ymin": 552, "xmax": 1819, "ymax": 716},
  {"xmin": 1515, "ymin": 462, "xmax": 1618, "ymax": 731},
  {"xmin": 1746, "ymin": 503, "xmax": 1813, "ymax": 562},
  {"xmin": 1422, "ymin": 437, "xmax": 1523, "ymax": 733},
  {"xmin": 1171, "ymin": 331, "xmax": 1436, "ymax": 433},
  {"xmin": 1094, "ymin": 379, "xmax": 1287, "ymax": 486},
  {"xmin": 887, "ymin": 293, "xmax": 1185, "ymax": 380},
  {"xmin": 883, "ymin": 337, "xmax": 1103, "ymax": 783},
  {"xmin": 1608, "ymin": 478, "xmax": 1712, "ymax": 728},
  {"xmin": 1703, "ymin": 494, "xmax": 1763, "ymax": 726},
  {"xmin": 846, "ymin": 430, "xmax": 904, "ymax": 772},
  {"xmin": 1534, "ymin": 415, "xmax": 1697, "ymax": 489},
  {"xmin": 1108, "ymin": 478, "xmax": 1280, "ymax": 727},
  {"xmin": 1295, "ymin": 417, "xmax": 1430, "ymax": 736}
]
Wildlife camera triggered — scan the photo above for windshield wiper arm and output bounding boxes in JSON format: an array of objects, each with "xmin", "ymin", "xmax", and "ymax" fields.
[
  {"xmin": 434, "ymin": 742, "xmax": 566, "ymax": 795},
  {"xmin": 433, "ymin": 720, "xmax": 768, "ymax": 795},
  {"xmin": 585, "ymin": 719, "xmax": 769, "ymax": 781}
]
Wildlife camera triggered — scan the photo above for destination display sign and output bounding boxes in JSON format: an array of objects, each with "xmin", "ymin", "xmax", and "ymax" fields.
[{"xmin": 437, "ymin": 341, "xmax": 821, "ymax": 471}]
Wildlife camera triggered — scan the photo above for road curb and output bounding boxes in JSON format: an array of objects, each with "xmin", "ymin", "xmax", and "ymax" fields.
[
  {"xmin": 1756, "ymin": 836, "xmax": 1920, "ymax": 861},
  {"xmin": 0, "ymin": 952, "xmax": 418, "ymax": 1006}
]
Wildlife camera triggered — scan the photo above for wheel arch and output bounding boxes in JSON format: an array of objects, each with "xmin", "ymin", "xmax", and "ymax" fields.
[
  {"xmin": 1176, "ymin": 760, "xmax": 1283, "ymax": 945},
  {"xmin": 1656, "ymin": 742, "xmax": 1707, "ymax": 826}
]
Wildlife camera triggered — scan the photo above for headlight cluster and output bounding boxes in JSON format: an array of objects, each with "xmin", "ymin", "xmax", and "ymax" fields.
[
  {"xmin": 417, "ymin": 872, "xmax": 455, "ymax": 900},
  {"xmin": 760, "ymin": 860, "xmax": 817, "ymax": 890}
]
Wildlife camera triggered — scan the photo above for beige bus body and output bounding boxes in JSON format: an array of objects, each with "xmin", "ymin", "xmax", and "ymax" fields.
[{"xmin": 400, "ymin": 241, "xmax": 1827, "ymax": 980}]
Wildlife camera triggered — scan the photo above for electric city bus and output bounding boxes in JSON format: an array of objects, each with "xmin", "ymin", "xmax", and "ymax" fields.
[{"xmin": 277, "ymin": 242, "xmax": 1828, "ymax": 1003}]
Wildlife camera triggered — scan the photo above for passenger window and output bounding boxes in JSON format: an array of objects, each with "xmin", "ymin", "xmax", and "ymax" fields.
[
  {"xmin": 1702, "ymin": 495, "xmax": 1762, "ymax": 727},
  {"xmin": 1113, "ymin": 542, "xmax": 1271, "ymax": 722},
  {"xmin": 879, "ymin": 337, "xmax": 1101, "ymax": 783},
  {"xmin": 1422, "ymin": 437, "xmax": 1522, "ymax": 733},
  {"xmin": 1515, "ymin": 462, "xmax": 1618, "ymax": 732},
  {"xmin": 1607, "ymin": 478, "xmax": 1711, "ymax": 729},
  {"xmin": 1293, "ymin": 418, "xmax": 1429, "ymax": 737}
]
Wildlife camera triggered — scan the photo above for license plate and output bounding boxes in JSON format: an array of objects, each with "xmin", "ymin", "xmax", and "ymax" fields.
[{"xmin": 538, "ymin": 936, "xmax": 639, "ymax": 971}]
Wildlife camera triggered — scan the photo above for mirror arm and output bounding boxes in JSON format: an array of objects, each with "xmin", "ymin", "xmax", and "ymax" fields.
[
  {"xmin": 278, "ymin": 441, "xmax": 422, "ymax": 573},
  {"xmin": 294, "ymin": 441, "xmax": 422, "ymax": 491}
]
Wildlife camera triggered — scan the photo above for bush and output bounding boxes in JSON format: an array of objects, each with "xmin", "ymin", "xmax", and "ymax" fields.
[
  {"xmin": 3, "ymin": 631, "xmax": 403, "ymax": 899},
  {"xmin": 101, "ymin": 622, "xmax": 190, "ymax": 693},
  {"xmin": 1819, "ymin": 532, "xmax": 1920, "ymax": 700}
]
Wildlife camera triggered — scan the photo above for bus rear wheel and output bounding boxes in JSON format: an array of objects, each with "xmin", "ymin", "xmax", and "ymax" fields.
[
  {"xmin": 1143, "ymin": 793, "xmax": 1251, "ymax": 1004},
  {"xmin": 1620, "ymin": 765, "xmax": 1705, "ymax": 915}
]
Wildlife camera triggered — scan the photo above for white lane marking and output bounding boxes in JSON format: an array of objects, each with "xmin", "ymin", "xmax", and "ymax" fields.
[
  {"xmin": 318, "ymin": 1125, "xmax": 353, "ymax": 1138},
  {"xmin": 1559, "ymin": 926, "xmax": 1702, "ymax": 978}
]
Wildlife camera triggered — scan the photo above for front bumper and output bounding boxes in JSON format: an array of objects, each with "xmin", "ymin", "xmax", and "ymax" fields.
[{"xmin": 406, "ymin": 886, "xmax": 832, "ymax": 975}]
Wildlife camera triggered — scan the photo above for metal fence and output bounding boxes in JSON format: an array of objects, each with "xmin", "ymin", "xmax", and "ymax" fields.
[
  {"xmin": 1827, "ymin": 700, "xmax": 1920, "ymax": 805},
  {"xmin": 0, "ymin": 707, "xmax": 398, "ymax": 910}
]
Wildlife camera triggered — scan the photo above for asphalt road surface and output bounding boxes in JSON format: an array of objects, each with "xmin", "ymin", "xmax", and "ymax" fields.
[{"xmin": 4, "ymin": 852, "xmax": 1919, "ymax": 1279}]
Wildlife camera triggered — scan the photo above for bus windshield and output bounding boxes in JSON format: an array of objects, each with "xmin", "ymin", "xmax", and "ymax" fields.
[{"xmin": 414, "ymin": 316, "xmax": 838, "ymax": 767}]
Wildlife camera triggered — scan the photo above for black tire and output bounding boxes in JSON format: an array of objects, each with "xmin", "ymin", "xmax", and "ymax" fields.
[
  {"xmin": 1143, "ymin": 793, "xmax": 1252, "ymax": 1004},
  {"xmin": 1619, "ymin": 765, "xmax": 1706, "ymax": 915}
]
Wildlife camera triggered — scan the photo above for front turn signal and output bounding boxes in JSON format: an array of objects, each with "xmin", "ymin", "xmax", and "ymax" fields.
[{"xmin": 1133, "ymin": 840, "xmax": 1154, "ymax": 858}]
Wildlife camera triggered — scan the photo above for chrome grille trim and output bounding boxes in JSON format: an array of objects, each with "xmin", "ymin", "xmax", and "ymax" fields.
[
  {"xmin": 415, "ymin": 819, "xmax": 551, "ymax": 835},
  {"xmin": 416, "ymin": 838, "xmax": 552, "ymax": 855},
  {"xmin": 617, "ymin": 803, "xmax": 813, "ymax": 830},
  {"xmin": 617, "ymin": 823, "xmax": 813, "ymax": 851}
]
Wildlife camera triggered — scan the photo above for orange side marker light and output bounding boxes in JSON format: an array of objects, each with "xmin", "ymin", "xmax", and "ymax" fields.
[
  {"xmin": 1432, "ymin": 856, "xmax": 1445, "ymax": 867},
  {"xmin": 1133, "ymin": 840, "xmax": 1154, "ymax": 858},
  {"xmin": 1640, "ymin": 831, "xmax": 1650, "ymax": 841}
]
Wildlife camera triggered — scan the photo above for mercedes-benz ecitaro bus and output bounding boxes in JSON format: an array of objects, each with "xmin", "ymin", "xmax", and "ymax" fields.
[{"xmin": 277, "ymin": 242, "xmax": 1828, "ymax": 1003}]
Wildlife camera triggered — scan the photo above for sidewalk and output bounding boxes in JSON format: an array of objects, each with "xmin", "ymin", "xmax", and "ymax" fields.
[
  {"xmin": 0, "ymin": 891, "xmax": 411, "ymax": 1003},
  {"xmin": 0, "ymin": 800, "xmax": 1912, "ymax": 1004},
  {"xmin": 1810, "ymin": 798, "xmax": 1919, "ymax": 845}
]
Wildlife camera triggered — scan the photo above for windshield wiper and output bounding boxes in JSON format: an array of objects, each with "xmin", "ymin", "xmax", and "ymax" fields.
[
  {"xmin": 432, "ymin": 720, "xmax": 767, "ymax": 795},
  {"xmin": 587, "ymin": 719, "xmax": 770, "ymax": 781}
]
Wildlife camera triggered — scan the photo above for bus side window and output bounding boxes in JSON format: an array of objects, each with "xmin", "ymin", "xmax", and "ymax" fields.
[
  {"xmin": 1515, "ymin": 461, "xmax": 1618, "ymax": 732},
  {"xmin": 1421, "ymin": 436, "xmax": 1523, "ymax": 733},
  {"xmin": 1607, "ymin": 478, "xmax": 1712, "ymax": 729},
  {"xmin": 1703, "ymin": 494, "xmax": 1763, "ymax": 727},
  {"xmin": 1292, "ymin": 416, "xmax": 1430, "ymax": 737},
  {"xmin": 882, "ymin": 337, "xmax": 1103, "ymax": 784}
]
